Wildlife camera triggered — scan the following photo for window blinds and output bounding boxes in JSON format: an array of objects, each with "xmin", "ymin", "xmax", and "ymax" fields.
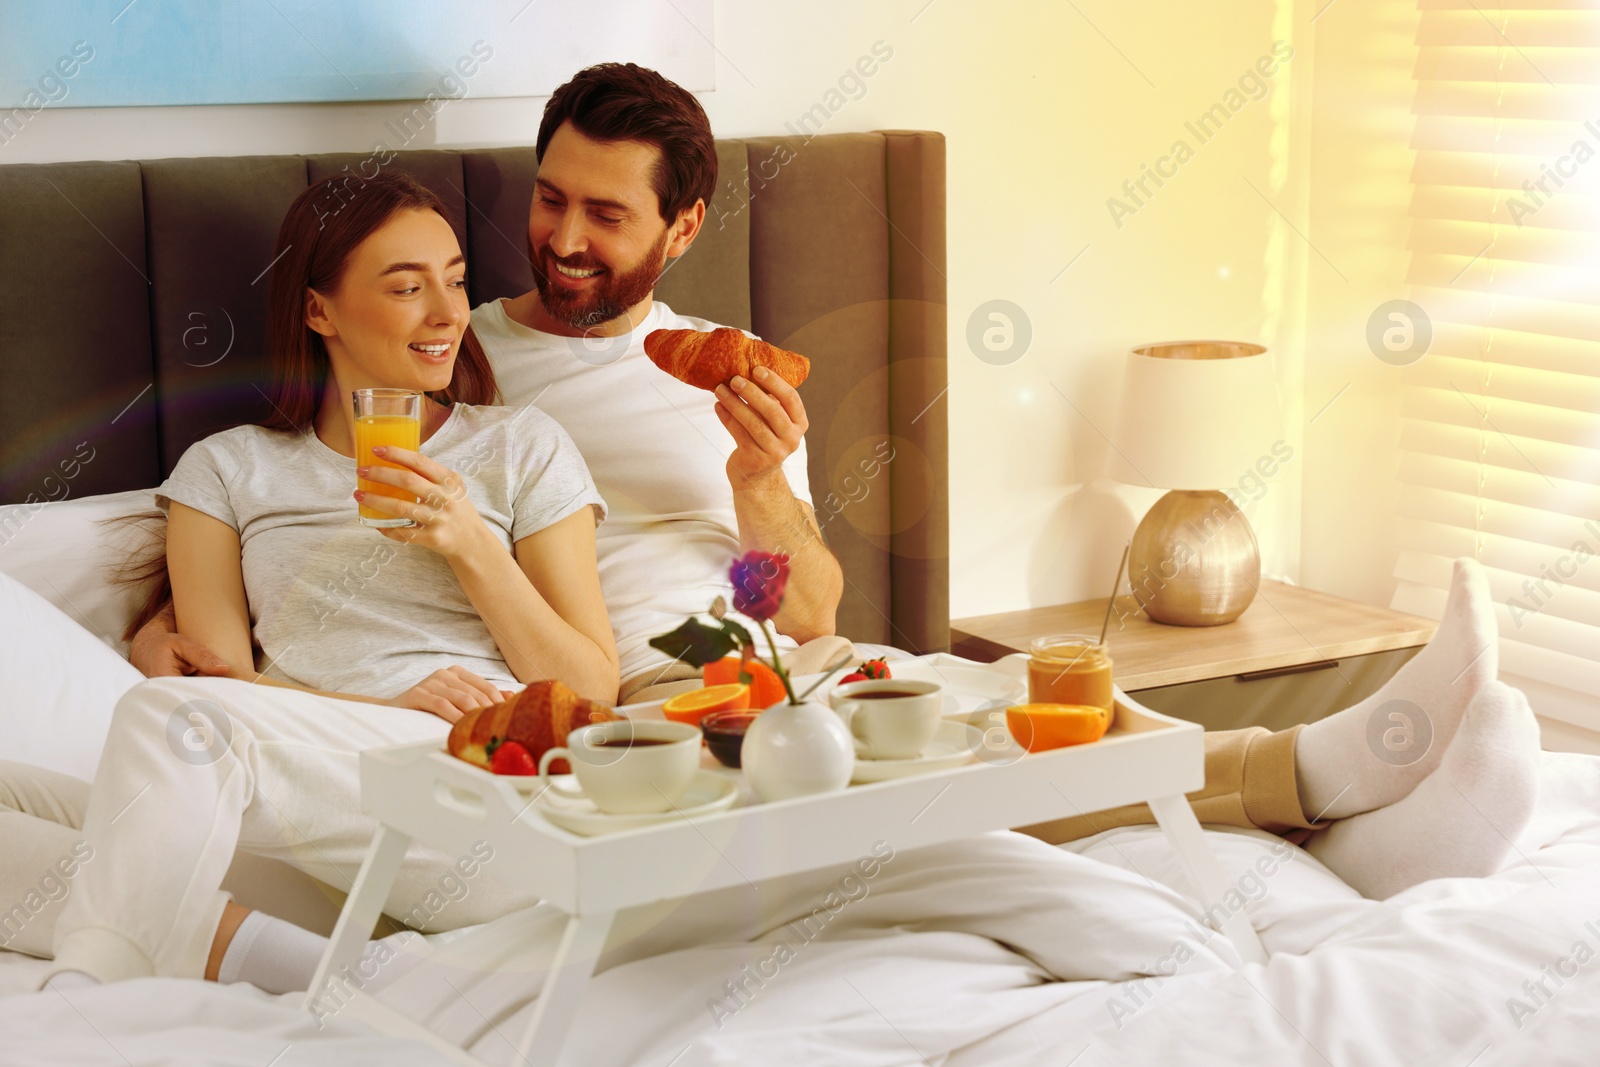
[{"xmin": 1395, "ymin": 0, "xmax": 1600, "ymax": 719}]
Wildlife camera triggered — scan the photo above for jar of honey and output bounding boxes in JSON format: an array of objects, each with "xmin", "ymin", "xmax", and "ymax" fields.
[{"xmin": 1027, "ymin": 633, "xmax": 1113, "ymax": 712}]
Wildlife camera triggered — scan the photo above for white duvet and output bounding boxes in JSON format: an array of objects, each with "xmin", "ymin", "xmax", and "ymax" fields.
[{"xmin": 3, "ymin": 751, "xmax": 1597, "ymax": 1067}]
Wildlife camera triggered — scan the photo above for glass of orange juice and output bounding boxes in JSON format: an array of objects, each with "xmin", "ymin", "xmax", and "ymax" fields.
[
  {"xmin": 353, "ymin": 388, "xmax": 422, "ymax": 528},
  {"xmin": 1027, "ymin": 633, "xmax": 1113, "ymax": 712}
]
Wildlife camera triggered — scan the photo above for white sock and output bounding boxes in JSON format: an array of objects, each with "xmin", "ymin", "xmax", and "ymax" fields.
[
  {"xmin": 1295, "ymin": 557, "xmax": 1497, "ymax": 821},
  {"xmin": 218, "ymin": 911, "xmax": 425, "ymax": 996},
  {"xmin": 1305, "ymin": 680, "xmax": 1541, "ymax": 899},
  {"xmin": 217, "ymin": 911, "xmax": 330, "ymax": 995}
]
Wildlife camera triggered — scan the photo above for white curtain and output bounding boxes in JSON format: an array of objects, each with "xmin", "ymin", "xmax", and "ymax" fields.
[{"xmin": 1394, "ymin": 0, "xmax": 1600, "ymax": 729}]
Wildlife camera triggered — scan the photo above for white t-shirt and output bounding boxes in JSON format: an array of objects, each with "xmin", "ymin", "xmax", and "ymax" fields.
[
  {"xmin": 157, "ymin": 403, "xmax": 606, "ymax": 699},
  {"xmin": 471, "ymin": 298, "xmax": 813, "ymax": 683}
]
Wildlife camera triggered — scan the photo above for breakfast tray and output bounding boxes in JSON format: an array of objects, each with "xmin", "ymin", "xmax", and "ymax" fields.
[{"xmin": 304, "ymin": 652, "xmax": 1266, "ymax": 1066}]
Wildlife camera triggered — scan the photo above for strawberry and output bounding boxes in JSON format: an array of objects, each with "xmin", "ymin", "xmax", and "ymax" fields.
[
  {"xmin": 839, "ymin": 659, "xmax": 891, "ymax": 687},
  {"xmin": 489, "ymin": 739, "xmax": 536, "ymax": 776}
]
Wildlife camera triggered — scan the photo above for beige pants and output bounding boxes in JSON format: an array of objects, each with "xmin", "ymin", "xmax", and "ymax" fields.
[
  {"xmin": 43, "ymin": 675, "xmax": 539, "ymax": 983},
  {"xmin": 1017, "ymin": 724, "xmax": 1319, "ymax": 845},
  {"xmin": 0, "ymin": 762, "xmax": 357, "ymax": 960}
]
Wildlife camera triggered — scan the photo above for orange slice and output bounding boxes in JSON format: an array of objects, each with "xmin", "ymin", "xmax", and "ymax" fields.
[
  {"xmin": 1005, "ymin": 703, "xmax": 1112, "ymax": 753},
  {"xmin": 703, "ymin": 656, "xmax": 788, "ymax": 709},
  {"xmin": 662, "ymin": 683, "xmax": 752, "ymax": 725}
]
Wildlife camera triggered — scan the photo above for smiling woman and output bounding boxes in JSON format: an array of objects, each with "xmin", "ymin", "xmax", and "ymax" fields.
[
  {"xmin": 0, "ymin": 170, "xmax": 621, "ymax": 993},
  {"xmin": 152, "ymin": 169, "xmax": 618, "ymax": 705}
]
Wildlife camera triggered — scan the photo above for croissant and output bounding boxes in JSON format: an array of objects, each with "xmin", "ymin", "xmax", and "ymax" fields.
[
  {"xmin": 644, "ymin": 327, "xmax": 810, "ymax": 391},
  {"xmin": 447, "ymin": 679, "xmax": 617, "ymax": 774}
]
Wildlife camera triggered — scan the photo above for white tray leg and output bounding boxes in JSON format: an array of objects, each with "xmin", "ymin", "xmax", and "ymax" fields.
[
  {"xmin": 1147, "ymin": 793, "xmax": 1269, "ymax": 967},
  {"xmin": 303, "ymin": 822, "xmax": 412, "ymax": 1016},
  {"xmin": 515, "ymin": 908, "xmax": 617, "ymax": 1067}
]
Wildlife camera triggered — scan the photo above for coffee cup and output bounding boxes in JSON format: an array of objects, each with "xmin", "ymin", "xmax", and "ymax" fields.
[
  {"xmin": 828, "ymin": 679, "xmax": 943, "ymax": 760},
  {"xmin": 537, "ymin": 720, "xmax": 701, "ymax": 814}
]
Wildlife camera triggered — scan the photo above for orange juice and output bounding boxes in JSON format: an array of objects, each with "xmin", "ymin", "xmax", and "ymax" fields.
[
  {"xmin": 355, "ymin": 413, "xmax": 420, "ymax": 525},
  {"xmin": 1027, "ymin": 635, "xmax": 1113, "ymax": 712}
]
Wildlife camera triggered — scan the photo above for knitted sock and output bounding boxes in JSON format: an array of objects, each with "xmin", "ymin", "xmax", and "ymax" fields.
[
  {"xmin": 218, "ymin": 911, "xmax": 425, "ymax": 996},
  {"xmin": 1295, "ymin": 557, "xmax": 1497, "ymax": 821},
  {"xmin": 1305, "ymin": 680, "xmax": 1541, "ymax": 899}
]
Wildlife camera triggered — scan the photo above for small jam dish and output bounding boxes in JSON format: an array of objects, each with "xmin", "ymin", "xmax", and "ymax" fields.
[{"xmin": 701, "ymin": 710, "xmax": 760, "ymax": 769}]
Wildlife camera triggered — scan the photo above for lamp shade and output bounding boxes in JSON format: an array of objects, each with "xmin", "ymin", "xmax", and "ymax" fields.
[{"xmin": 1109, "ymin": 341, "xmax": 1286, "ymax": 491}]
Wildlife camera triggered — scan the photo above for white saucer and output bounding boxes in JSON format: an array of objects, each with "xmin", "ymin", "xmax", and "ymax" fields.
[
  {"xmin": 532, "ymin": 770, "xmax": 739, "ymax": 836},
  {"xmin": 826, "ymin": 662, "xmax": 1026, "ymax": 719},
  {"xmin": 851, "ymin": 721, "xmax": 980, "ymax": 782},
  {"xmin": 943, "ymin": 706, "xmax": 1027, "ymax": 762}
]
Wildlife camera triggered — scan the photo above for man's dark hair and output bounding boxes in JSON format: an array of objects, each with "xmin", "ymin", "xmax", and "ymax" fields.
[{"xmin": 536, "ymin": 62, "xmax": 717, "ymax": 224}]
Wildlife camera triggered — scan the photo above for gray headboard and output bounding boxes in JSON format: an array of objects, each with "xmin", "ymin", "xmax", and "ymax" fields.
[{"xmin": 0, "ymin": 131, "xmax": 948, "ymax": 652}]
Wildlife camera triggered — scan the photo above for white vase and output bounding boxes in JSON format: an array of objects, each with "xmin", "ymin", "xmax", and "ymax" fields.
[{"xmin": 741, "ymin": 698, "xmax": 855, "ymax": 802}]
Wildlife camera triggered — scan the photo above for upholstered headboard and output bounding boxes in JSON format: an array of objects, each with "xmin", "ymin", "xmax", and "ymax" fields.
[{"xmin": 0, "ymin": 131, "xmax": 948, "ymax": 652}]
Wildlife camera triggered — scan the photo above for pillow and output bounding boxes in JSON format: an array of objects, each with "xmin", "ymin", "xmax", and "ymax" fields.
[{"xmin": 0, "ymin": 488, "xmax": 161, "ymax": 658}]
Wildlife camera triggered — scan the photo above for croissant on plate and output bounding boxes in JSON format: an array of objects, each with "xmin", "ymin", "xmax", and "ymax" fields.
[
  {"xmin": 446, "ymin": 679, "xmax": 617, "ymax": 774},
  {"xmin": 644, "ymin": 327, "xmax": 810, "ymax": 391}
]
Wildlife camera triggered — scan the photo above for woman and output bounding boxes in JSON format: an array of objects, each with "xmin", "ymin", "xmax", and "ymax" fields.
[{"xmin": 0, "ymin": 171, "xmax": 617, "ymax": 991}]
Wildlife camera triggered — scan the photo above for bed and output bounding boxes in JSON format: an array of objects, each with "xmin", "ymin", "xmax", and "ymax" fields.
[
  {"xmin": 4, "ymin": 133, "xmax": 1599, "ymax": 1065},
  {"xmin": 3, "ymin": 752, "xmax": 1598, "ymax": 1065}
]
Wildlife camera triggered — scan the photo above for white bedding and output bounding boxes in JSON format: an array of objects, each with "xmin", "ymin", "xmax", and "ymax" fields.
[{"xmin": 4, "ymin": 751, "xmax": 1597, "ymax": 1066}]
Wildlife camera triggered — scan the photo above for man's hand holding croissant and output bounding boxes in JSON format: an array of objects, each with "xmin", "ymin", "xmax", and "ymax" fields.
[
  {"xmin": 641, "ymin": 326, "xmax": 840, "ymax": 637},
  {"xmin": 641, "ymin": 327, "xmax": 812, "ymax": 490},
  {"xmin": 714, "ymin": 365, "xmax": 809, "ymax": 489}
]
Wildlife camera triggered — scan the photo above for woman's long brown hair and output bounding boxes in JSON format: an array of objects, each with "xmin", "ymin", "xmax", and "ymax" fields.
[
  {"xmin": 261, "ymin": 171, "xmax": 496, "ymax": 429},
  {"xmin": 117, "ymin": 171, "xmax": 500, "ymax": 644}
]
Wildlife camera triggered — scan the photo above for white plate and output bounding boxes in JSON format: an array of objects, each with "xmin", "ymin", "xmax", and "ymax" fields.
[
  {"xmin": 851, "ymin": 721, "xmax": 980, "ymax": 782},
  {"xmin": 533, "ymin": 770, "xmax": 739, "ymax": 836}
]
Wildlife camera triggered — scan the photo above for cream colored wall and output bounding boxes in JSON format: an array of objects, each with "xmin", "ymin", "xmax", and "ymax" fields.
[
  {"xmin": 1298, "ymin": 1, "xmax": 1417, "ymax": 608},
  {"xmin": 6, "ymin": 0, "xmax": 1306, "ymax": 621},
  {"xmin": 708, "ymin": 2, "xmax": 1309, "ymax": 619}
]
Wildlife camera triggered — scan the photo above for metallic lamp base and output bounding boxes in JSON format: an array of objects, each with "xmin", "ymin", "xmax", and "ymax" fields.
[{"xmin": 1127, "ymin": 489, "xmax": 1260, "ymax": 626}]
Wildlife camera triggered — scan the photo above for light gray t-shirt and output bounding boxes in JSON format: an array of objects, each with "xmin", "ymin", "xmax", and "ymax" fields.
[{"xmin": 157, "ymin": 403, "xmax": 605, "ymax": 699}]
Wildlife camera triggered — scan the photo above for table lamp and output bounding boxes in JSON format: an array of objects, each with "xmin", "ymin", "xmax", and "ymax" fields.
[{"xmin": 1109, "ymin": 341, "xmax": 1286, "ymax": 626}]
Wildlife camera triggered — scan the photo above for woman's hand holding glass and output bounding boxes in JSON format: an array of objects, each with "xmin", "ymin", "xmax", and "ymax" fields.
[{"xmin": 354, "ymin": 446, "xmax": 489, "ymax": 559}]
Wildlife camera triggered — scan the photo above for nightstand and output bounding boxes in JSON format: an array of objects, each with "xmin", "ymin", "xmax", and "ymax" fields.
[{"xmin": 950, "ymin": 580, "xmax": 1439, "ymax": 732}]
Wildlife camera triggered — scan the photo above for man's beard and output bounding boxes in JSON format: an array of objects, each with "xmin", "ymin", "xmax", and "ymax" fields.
[{"xmin": 529, "ymin": 228, "xmax": 669, "ymax": 331}]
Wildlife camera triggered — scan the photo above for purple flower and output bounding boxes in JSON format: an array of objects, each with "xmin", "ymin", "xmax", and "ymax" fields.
[{"xmin": 730, "ymin": 552, "xmax": 789, "ymax": 622}]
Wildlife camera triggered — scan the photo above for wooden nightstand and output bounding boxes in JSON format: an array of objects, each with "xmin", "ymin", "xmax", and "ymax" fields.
[{"xmin": 951, "ymin": 580, "xmax": 1440, "ymax": 733}]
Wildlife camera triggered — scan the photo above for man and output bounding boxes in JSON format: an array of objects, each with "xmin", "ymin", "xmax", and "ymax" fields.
[
  {"xmin": 135, "ymin": 62, "xmax": 850, "ymax": 706},
  {"xmin": 468, "ymin": 62, "xmax": 847, "ymax": 703}
]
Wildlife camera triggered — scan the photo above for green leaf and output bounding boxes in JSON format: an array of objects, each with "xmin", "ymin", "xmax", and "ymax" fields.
[
  {"xmin": 649, "ymin": 617, "xmax": 745, "ymax": 668},
  {"xmin": 719, "ymin": 617, "xmax": 754, "ymax": 649}
]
